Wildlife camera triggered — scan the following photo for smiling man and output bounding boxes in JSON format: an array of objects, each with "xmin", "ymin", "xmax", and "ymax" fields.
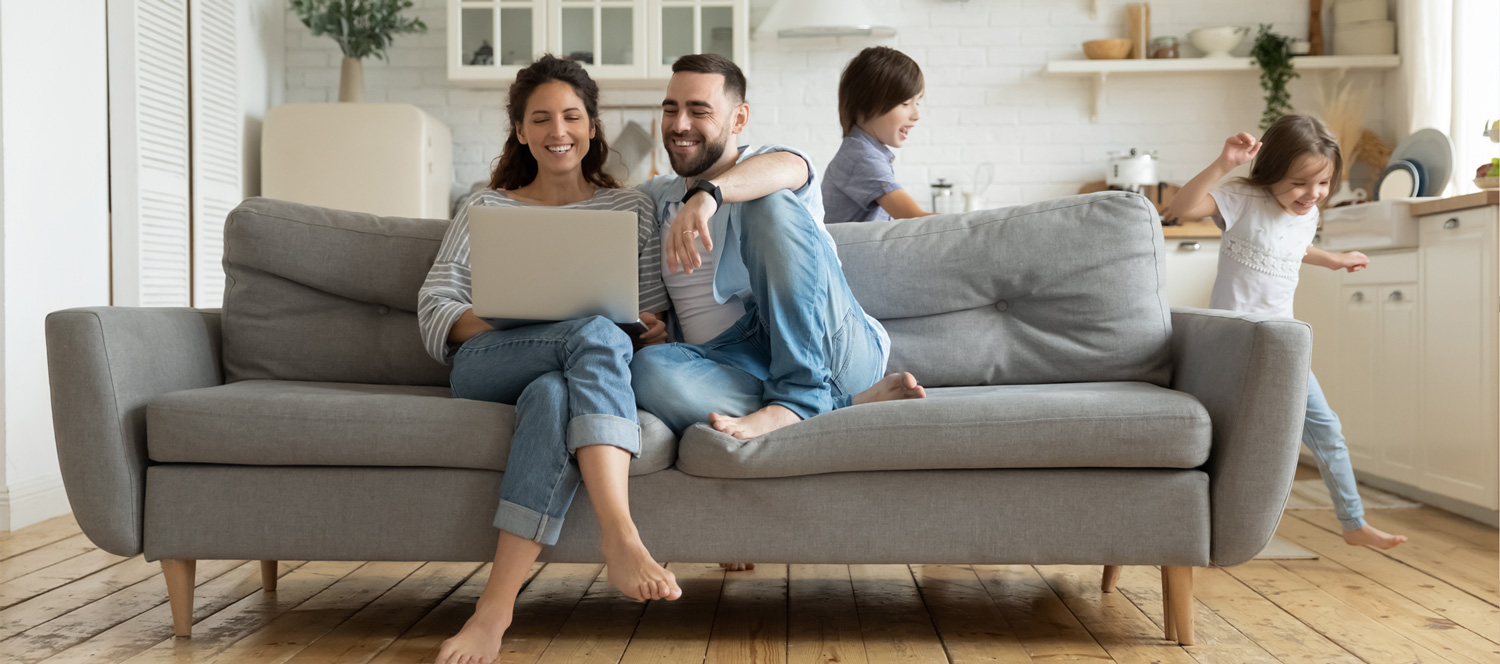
[{"xmin": 631, "ymin": 54, "xmax": 925, "ymax": 443}]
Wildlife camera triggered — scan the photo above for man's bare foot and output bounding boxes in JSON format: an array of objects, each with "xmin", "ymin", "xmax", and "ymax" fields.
[
  {"xmin": 1342, "ymin": 525, "xmax": 1407, "ymax": 549},
  {"xmin": 720, "ymin": 562, "xmax": 756, "ymax": 571},
  {"xmin": 436, "ymin": 604, "xmax": 510, "ymax": 664},
  {"xmin": 709, "ymin": 404, "xmax": 802, "ymax": 440},
  {"xmin": 852, "ymin": 372, "xmax": 927, "ymax": 406},
  {"xmin": 601, "ymin": 533, "xmax": 681, "ymax": 601}
]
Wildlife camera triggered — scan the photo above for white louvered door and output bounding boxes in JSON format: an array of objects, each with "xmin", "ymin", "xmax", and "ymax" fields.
[
  {"xmin": 190, "ymin": 0, "xmax": 240, "ymax": 308},
  {"xmin": 109, "ymin": 0, "xmax": 192, "ymax": 307}
]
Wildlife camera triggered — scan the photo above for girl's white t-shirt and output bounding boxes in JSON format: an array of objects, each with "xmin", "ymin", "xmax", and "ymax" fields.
[{"xmin": 1207, "ymin": 182, "xmax": 1319, "ymax": 318}]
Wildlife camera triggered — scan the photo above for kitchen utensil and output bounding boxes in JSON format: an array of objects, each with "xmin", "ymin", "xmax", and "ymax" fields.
[
  {"xmin": 1188, "ymin": 26, "xmax": 1247, "ymax": 57},
  {"xmin": 649, "ymin": 118, "xmax": 660, "ymax": 177},
  {"xmin": 1374, "ymin": 160, "xmax": 1421, "ymax": 201},
  {"xmin": 1083, "ymin": 38, "xmax": 1132, "ymax": 60},
  {"xmin": 1126, "ymin": 3, "xmax": 1150, "ymax": 58},
  {"xmin": 1390, "ymin": 128, "xmax": 1454, "ymax": 197},
  {"xmin": 1150, "ymin": 36, "xmax": 1179, "ymax": 58},
  {"xmin": 1327, "ymin": 181, "xmax": 1367, "ymax": 207},
  {"xmin": 1334, "ymin": 0, "xmax": 1386, "ymax": 25},
  {"xmin": 930, "ymin": 178, "xmax": 960, "ymax": 214},
  {"xmin": 1332, "ymin": 19, "xmax": 1395, "ymax": 55},
  {"xmin": 1106, "ymin": 148, "xmax": 1158, "ymax": 192},
  {"xmin": 1309, "ymin": 0, "xmax": 1324, "ymax": 54},
  {"xmin": 1289, "ymin": 39, "xmax": 1311, "ymax": 55}
]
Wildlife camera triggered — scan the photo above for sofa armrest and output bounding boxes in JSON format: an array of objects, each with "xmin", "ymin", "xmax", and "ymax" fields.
[
  {"xmin": 1169, "ymin": 307, "xmax": 1312, "ymax": 567},
  {"xmin": 45, "ymin": 307, "xmax": 223, "ymax": 556}
]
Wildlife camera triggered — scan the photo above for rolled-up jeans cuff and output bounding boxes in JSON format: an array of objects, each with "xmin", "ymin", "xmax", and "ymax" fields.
[
  {"xmin": 831, "ymin": 394, "xmax": 853, "ymax": 410},
  {"xmin": 494, "ymin": 500, "xmax": 565, "ymax": 546},
  {"xmin": 769, "ymin": 399, "xmax": 818, "ymax": 423},
  {"xmin": 566, "ymin": 413, "xmax": 641, "ymax": 457},
  {"xmin": 1338, "ymin": 514, "xmax": 1367, "ymax": 531}
]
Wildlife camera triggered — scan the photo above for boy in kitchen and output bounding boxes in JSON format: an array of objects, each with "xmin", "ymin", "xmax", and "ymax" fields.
[
  {"xmin": 1168, "ymin": 114, "xmax": 1406, "ymax": 549},
  {"xmin": 822, "ymin": 46, "xmax": 933, "ymax": 223}
]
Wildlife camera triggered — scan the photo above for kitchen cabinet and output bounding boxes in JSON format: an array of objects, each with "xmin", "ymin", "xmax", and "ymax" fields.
[
  {"xmin": 1162, "ymin": 238, "xmax": 1218, "ymax": 308},
  {"xmin": 449, "ymin": 0, "xmax": 748, "ymax": 85}
]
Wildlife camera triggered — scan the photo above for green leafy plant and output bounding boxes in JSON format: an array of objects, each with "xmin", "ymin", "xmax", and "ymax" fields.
[
  {"xmin": 1250, "ymin": 24, "xmax": 1299, "ymax": 130},
  {"xmin": 289, "ymin": 0, "xmax": 427, "ymax": 61}
]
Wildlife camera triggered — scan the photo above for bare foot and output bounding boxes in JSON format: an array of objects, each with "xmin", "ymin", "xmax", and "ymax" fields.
[
  {"xmin": 719, "ymin": 562, "xmax": 756, "ymax": 571},
  {"xmin": 602, "ymin": 534, "xmax": 681, "ymax": 602},
  {"xmin": 436, "ymin": 604, "xmax": 510, "ymax": 664},
  {"xmin": 709, "ymin": 404, "xmax": 802, "ymax": 440},
  {"xmin": 1342, "ymin": 525, "xmax": 1407, "ymax": 549},
  {"xmin": 852, "ymin": 372, "xmax": 927, "ymax": 406}
]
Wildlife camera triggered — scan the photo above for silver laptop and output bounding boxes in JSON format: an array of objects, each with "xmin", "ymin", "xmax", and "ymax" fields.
[{"xmin": 468, "ymin": 206, "xmax": 645, "ymax": 334}]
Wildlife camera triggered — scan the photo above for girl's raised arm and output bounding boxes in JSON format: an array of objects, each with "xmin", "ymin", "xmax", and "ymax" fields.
[{"xmin": 1166, "ymin": 133, "xmax": 1260, "ymax": 222}]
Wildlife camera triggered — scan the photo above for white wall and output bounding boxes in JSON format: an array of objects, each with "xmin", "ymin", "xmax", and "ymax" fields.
[
  {"xmin": 0, "ymin": 0, "xmax": 112, "ymax": 530},
  {"xmin": 241, "ymin": 0, "xmax": 287, "ymax": 198},
  {"xmin": 282, "ymin": 0, "xmax": 1392, "ymax": 208}
]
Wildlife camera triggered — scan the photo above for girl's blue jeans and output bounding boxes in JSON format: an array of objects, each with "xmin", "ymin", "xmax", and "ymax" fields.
[
  {"xmin": 1304, "ymin": 372, "xmax": 1367, "ymax": 531},
  {"xmin": 448, "ymin": 316, "xmax": 640, "ymax": 546}
]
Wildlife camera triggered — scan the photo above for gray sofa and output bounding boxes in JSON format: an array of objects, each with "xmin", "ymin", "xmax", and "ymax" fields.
[{"xmin": 45, "ymin": 191, "xmax": 1311, "ymax": 646}]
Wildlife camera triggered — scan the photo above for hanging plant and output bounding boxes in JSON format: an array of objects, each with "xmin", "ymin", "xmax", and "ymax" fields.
[
  {"xmin": 1250, "ymin": 24, "xmax": 1299, "ymax": 130},
  {"xmin": 289, "ymin": 0, "xmax": 427, "ymax": 62}
]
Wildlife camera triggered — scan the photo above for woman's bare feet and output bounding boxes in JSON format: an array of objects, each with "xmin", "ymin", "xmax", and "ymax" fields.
[
  {"xmin": 720, "ymin": 562, "xmax": 756, "ymax": 571},
  {"xmin": 436, "ymin": 603, "xmax": 511, "ymax": 664},
  {"xmin": 709, "ymin": 404, "xmax": 802, "ymax": 440},
  {"xmin": 853, "ymin": 372, "xmax": 927, "ymax": 406},
  {"xmin": 601, "ymin": 533, "xmax": 681, "ymax": 601},
  {"xmin": 1342, "ymin": 524, "xmax": 1407, "ymax": 549}
]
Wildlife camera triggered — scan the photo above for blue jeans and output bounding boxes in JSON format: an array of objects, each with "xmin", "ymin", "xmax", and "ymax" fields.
[
  {"xmin": 449, "ymin": 316, "xmax": 640, "ymax": 546},
  {"xmin": 1304, "ymin": 372, "xmax": 1366, "ymax": 530},
  {"xmin": 631, "ymin": 190, "xmax": 887, "ymax": 434}
]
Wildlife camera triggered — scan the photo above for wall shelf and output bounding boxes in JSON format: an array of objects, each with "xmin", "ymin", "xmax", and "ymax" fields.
[{"xmin": 1043, "ymin": 54, "xmax": 1401, "ymax": 122}]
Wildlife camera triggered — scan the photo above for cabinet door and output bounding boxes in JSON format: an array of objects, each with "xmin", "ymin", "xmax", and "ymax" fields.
[
  {"xmin": 1376, "ymin": 283, "xmax": 1420, "ymax": 475},
  {"xmin": 1335, "ymin": 285, "xmax": 1380, "ymax": 474},
  {"xmin": 553, "ymin": 0, "xmax": 648, "ymax": 78},
  {"xmin": 1295, "ymin": 262, "xmax": 1341, "ymax": 378},
  {"xmin": 1418, "ymin": 209, "xmax": 1499, "ymax": 509},
  {"xmin": 1161, "ymin": 239, "xmax": 1218, "ymax": 309},
  {"xmin": 449, "ymin": 0, "xmax": 547, "ymax": 82},
  {"xmin": 649, "ymin": 0, "xmax": 749, "ymax": 78}
]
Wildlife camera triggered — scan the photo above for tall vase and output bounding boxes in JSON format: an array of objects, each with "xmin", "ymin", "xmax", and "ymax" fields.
[{"xmin": 339, "ymin": 57, "xmax": 365, "ymax": 103}]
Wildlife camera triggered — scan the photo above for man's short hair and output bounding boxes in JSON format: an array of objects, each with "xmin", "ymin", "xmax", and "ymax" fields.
[
  {"xmin": 671, "ymin": 54, "xmax": 747, "ymax": 104},
  {"xmin": 838, "ymin": 46, "xmax": 924, "ymax": 137}
]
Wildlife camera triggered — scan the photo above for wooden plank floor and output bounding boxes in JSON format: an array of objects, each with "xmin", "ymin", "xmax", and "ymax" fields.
[{"xmin": 2, "ymin": 474, "xmax": 1495, "ymax": 663}]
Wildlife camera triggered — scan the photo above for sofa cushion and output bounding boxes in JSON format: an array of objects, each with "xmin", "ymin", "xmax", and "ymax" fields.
[
  {"xmin": 828, "ymin": 191, "xmax": 1173, "ymax": 387},
  {"xmin": 674, "ymin": 382, "xmax": 1210, "ymax": 479},
  {"xmin": 147, "ymin": 380, "xmax": 676, "ymax": 476},
  {"xmin": 221, "ymin": 198, "xmax": 451, "ymax": 386}
]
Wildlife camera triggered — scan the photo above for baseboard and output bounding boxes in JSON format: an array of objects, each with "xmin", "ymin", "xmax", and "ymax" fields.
[
  {"xmin": 1296, "ymin": 458, "xmax": 1500, "ymax": 527},
  {"xmin": 0, "ymin": 474, "xmax": 72, "ymax": 532}
]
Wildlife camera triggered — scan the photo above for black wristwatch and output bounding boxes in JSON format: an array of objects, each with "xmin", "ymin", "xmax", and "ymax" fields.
[{"xmin": 681, "ymin": 179, "xmax": 723, "ymax": 208}]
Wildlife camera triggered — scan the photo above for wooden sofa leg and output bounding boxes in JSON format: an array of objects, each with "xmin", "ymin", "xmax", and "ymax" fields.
[
  {"xmin": 1160, "ymin": 567, "xmax": 1176, "ymax": 642},
  {"xmin": 260, "ymin": 561, "xmax": 279, "ymax": 592},
  {"xmin": 1163, "ymin": 566, "xmax": 1195, "ymax": 645},
  {"xmin": 1101, "ymin": 565, "xmax": 1121, "ymax": 592},
  {"xmin": 161, "ymin": 559, "xmax": 197, "ymax": 638}
]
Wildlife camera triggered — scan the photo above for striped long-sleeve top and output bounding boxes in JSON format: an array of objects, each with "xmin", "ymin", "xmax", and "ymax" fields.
[{"xmin": 417, "ymin": 187, "xmax": 669, "ymax": 365}]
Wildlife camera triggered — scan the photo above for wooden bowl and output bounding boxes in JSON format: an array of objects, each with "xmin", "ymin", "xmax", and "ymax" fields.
[{"xmin": 1083, "ymin": 38, "xmax": 1132, "ymax": 60}]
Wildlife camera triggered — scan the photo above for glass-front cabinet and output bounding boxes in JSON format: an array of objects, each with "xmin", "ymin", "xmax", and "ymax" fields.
[{"xmin": 449, "ymin": 0, "xmax": 747, "ymax": 84}]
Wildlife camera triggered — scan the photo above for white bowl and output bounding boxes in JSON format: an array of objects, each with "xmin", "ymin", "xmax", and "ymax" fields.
[{"xmin": 1189, "ymin": 26, "xmax": 1249, "ymax": 58}]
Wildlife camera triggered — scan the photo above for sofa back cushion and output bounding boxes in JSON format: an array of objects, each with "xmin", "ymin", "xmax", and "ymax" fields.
[
  {"xmin": 828, "ymin": 191, "xmax": 1173, "ymax": 387},
  {"xmin": 222, "ymin": 197, "xmax": 451, "ymax": 385}
]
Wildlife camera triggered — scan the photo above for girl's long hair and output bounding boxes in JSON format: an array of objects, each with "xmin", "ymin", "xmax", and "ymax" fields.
[
  {"xmin": 489, "ymin": 54, "xmax": 619, "ymax": 191},
  {"xmin": 1238, "ymin": 114, "xmax": 1343, "ymax": 199}
]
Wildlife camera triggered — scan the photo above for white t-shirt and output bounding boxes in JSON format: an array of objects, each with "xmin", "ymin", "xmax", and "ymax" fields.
[{"xmin": 1207, "ymin": 182, "xmax": 1319, "ymax": 318}]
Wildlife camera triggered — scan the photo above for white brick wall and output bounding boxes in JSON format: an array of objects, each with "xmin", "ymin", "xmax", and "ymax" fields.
[{"xmin": 284, "ymin": 0, "xmax": 1392, "ymax": 209}]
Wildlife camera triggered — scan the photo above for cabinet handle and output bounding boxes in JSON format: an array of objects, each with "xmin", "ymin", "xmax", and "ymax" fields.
[
  {"xmin": 1388, "ymin": 291, "xmax": 1403, "ymax": 302},
  {"xmin": 1177, "ymin": 241, "xmax": 1201, "ymax": 251},
  {"xmin": 1350, "ymin": 291, "xmax": 1364, "ymax": 303},
  {"xmin": 1444, "ymin": 218, "xmax": 1460, "ymax": 229}
]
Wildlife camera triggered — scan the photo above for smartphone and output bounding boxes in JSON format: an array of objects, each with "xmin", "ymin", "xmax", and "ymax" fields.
[{"xmin": 617, "ymin": 320, "xmax": 648, "ymax": 337}]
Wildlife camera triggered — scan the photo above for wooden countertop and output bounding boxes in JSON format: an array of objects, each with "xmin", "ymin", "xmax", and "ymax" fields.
[
  {"xmin": 1162, "ymin": 219, "xmax": 1220, "ymax": 238},
  {"xmin": 1408, "ymin": 190, "xmax": 1499, "ymax": 217}
]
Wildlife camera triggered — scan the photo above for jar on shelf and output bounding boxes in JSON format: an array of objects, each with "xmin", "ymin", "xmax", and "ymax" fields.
[{"xmin": 1150, "ymin": 36, "xmax": 1179, "ymax": 59}]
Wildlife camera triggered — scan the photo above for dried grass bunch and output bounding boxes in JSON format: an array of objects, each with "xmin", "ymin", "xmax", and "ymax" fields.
[{"xmin": 1318, "ymin": 78, "xmax": 1371, "ymax": 180}]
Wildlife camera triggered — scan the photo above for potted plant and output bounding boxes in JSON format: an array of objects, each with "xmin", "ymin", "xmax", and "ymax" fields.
[
  {"xmin": 289, "ymin": 0, "xmax": 428, "ymax": 103},
  {"xmin": 1250, "ymin": 24, "xmax": 1298, "ymax": 130}
]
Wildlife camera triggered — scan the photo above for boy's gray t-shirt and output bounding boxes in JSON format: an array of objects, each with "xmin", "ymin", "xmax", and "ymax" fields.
[{"xmin": 822, "ymin": 126, "xmax": 902, "ymax": 223}]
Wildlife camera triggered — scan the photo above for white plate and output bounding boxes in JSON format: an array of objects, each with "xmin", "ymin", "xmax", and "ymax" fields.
[
  {"xmin": 1390, "ymin": 128, "xmax": 1454, "ymax": 197},
  {"xmin": 1376, "ymin": 167, "xmax": 1416, "ymax": 201}
]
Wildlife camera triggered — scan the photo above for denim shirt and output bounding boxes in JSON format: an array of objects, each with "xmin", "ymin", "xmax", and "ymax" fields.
[
  {"xmin": 636, "ymin": 144, "xmax": 831, "ymax": 304},
  {"xmin": 822, "ymin": 126, "xmax": 901, "ymax": 223}
]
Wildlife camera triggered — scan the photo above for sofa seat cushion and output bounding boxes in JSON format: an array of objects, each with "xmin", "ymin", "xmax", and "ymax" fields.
[
  {"xmin": 147, "ymin": 380, "xmax": 676, "ymax": 476},
  {"xmin": 675, "ymin": 382, "xmax": 1210, "ymax": 479}
]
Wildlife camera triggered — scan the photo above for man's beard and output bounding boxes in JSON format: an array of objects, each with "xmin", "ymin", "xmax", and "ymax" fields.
[{"xmin": 667, "ymin": 125, "xmax": 731, "ymax": 178}]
